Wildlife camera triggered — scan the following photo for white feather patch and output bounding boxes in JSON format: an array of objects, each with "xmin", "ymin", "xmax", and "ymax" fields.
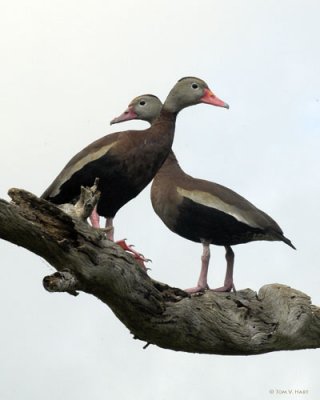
[{"xmin": 177, "ymin": 187, "xmax": 262, "ymax": 229}]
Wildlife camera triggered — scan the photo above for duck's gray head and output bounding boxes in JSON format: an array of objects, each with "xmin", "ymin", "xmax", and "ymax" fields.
[
  {"xmin": 110, "ymin": 94, "xmax": 162, "ymax": 125},
  {"xmin": 163, "ymin": 76, "xmax": 229, "ymax": 113}
]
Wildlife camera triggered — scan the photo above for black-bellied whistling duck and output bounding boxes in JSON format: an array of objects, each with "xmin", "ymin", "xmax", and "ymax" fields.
[
  {"xmin": 111, "ymin": 95, "xmax": 295, "ymax": 293},
  {"xmin": 41, "ymin": 77, "xmax": 228, "ymax": 249}
]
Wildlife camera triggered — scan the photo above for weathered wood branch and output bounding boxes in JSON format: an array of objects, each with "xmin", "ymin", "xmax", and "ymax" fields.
[{"xmin": 0, "ymin": 187, "xmax": 319, "ymax": 355}]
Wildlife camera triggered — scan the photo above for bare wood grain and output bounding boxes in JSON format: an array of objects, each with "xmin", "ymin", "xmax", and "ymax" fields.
[{"xmin": 0, "ymin": 188, "xmax": 319, "ymax": 355}]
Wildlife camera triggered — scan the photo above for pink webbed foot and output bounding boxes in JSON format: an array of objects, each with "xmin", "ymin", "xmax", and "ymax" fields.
[
  {"xmin": 184, "ymin": 284, "xmax": 209, "ymax": 294},
  {"xmin": 116, "ymin": 239, "xmax": 150, "ymax": 272},
  {"xmin": 212, "ymin": 282, "xmax": 236, "ymax": 293}
]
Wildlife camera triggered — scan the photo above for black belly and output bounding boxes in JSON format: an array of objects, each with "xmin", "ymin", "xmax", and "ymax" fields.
[
  {"xmin": 174, "ymin": 198, "xmax": 265, "ymax": 246},
  {"xmin": 44, "ymin": 153, "xmax": 158, "ymax": 218}
]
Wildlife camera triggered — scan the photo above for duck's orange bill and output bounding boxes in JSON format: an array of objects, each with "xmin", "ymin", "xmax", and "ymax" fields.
[{"xmin": 201, "ymin": 88, "xmax": 229, "ymax": 109}]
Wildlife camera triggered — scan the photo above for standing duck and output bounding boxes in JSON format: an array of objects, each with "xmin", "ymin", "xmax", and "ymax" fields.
[
  {"xmin": 111, "ymin": 95, "xmax": 295, "ymax": 293},
  {"xmin": 41, "ymin": 77, "xmax": 228, "ymax": 246}
]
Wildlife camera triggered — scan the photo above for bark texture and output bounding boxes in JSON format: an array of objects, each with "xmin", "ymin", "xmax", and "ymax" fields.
[{"xmin": 1, "ymin": 188, "xmax": 319, "ymax": 355}]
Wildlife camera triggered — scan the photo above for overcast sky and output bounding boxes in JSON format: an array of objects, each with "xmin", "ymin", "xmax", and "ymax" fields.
[{"xmin": 1, "ymin": 1, "xmax": 320, "ymax": 399}]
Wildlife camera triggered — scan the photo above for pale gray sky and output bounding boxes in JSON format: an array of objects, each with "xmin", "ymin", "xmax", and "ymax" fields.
[{"xmin": 1, "ymin": 1, "xmax": 320, "ymax": 399}]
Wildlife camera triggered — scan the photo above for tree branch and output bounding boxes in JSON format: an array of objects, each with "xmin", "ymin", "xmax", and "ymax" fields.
[{"xmin": 1, "ymin": 187, "xmax": 319, "ymax": 355}]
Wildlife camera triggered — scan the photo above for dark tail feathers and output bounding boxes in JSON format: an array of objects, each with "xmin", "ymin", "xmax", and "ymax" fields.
[{"xmin": 272, "ymin": 231, "xmax": 296, "ymax": 250}]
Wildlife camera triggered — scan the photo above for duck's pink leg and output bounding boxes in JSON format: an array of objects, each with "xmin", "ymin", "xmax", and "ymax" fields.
[
  {"xmin": 89, "ymin": 215, "xmax": 149, "ymax": 272},
  {"xmin": 213, "ymin": 246, "xmax": 235, "ymax": 292},
  {"xmin": 106, "ymin": 218, "xmax": 149, "ymax": 271},
  {"xmin": 105, "ymin": 217, "xmax": 114, "ymax": 240},
  {"xmin": 185, "ymin": 241, "xmax": 210, "ymax": 293},
  {"xmin": 89, "ymin": 206, "xmax": 100, "ymax": 228}
]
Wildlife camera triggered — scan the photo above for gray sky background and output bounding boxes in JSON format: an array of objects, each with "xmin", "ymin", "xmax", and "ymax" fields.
[{"xmin": 1, "ymin": 1, "xmax": 320, "ymax": 399}]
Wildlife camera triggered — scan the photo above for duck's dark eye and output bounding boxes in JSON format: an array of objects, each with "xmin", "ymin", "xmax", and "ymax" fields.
[
  {"xmin": 192, "ymin": 83, "xmax": 198, "ymax": 89},
  {"xmin": 139, "ymin": 100, "xmax": 146, "ymax": 106}
]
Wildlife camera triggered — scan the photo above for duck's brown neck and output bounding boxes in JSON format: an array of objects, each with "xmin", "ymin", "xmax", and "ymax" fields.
[
  {"xmin": 156, "ymin": 150, "xmax": 184, "ymax": 177},
  {"xmin": 148, "ymin": 108, "xmax": 177, "ymax": 148},
  {"xmin": 154, "ymin": 108, "xmax": 178, "ymax": 124}
]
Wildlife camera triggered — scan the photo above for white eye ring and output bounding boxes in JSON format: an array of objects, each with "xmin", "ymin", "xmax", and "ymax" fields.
[
  {"xmin": 139, "ymin": 100, "xmax": 146, "ymax": 106},
  {"xmin": 191, "ymin": 83, "xmax": 199, "ymax": 89}
]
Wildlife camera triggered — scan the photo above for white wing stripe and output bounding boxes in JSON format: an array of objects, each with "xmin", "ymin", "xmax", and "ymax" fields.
[
  {"xmin": 177, "ymin": 187, "xmax": 261, "ymax": 229},
  {"xmin": 50, "ymin": 141, "xmax": 118, "ymax": 197}
]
